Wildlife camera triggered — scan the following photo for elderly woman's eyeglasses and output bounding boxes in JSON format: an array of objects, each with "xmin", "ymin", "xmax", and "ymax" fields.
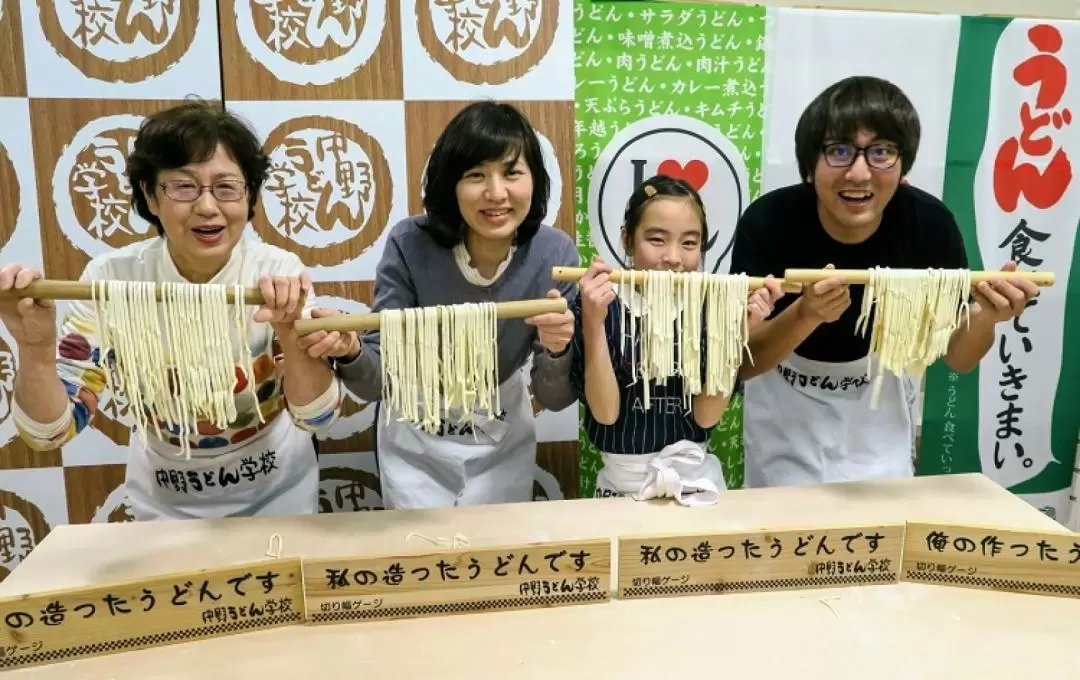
[
  {"xmin": 160, "ymin": 180, "xmax": 248, "ymax": 203},
  {"xmin": 820, "ymin": 143, "xmax": 901, "ymax": 170}
]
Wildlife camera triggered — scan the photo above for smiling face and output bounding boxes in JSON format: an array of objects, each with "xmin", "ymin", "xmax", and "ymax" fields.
[
  {"xmin": 144, "ymin": 143, "xmax": 250, "ymax": 282},
  {"xmin": 454, "ymin": 153, "xmax": 534, "ymax": 247},
  {"xmin": 624, "ymin": 196, "xmax": 703, "ymax": 272},
  {"xmin": 810, "ymin": 130, "xmax": 904, "ymax": 244}
]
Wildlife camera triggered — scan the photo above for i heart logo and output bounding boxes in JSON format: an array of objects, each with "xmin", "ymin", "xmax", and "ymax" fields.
[
  {"xmin": 657, "ymin": 159, "xmax": 709, "ymax": 191},
  {"xmin": 588, "ymin": 114, "xmax": 750, "ymax": 275}
]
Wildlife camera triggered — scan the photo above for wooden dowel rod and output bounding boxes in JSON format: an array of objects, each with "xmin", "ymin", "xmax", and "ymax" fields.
[
  {"xmin": 783, "ymin": 268, "xmax": 1056, "ymax": 287},
  {"xmin": 0, "ymin": 280, "xmax": 268, "ymax": 304},
  {"xmin": 551, "ymin": 266, "xmax": 804, "ymax": 294},
  {"xmin": 292, "ymin": 298, "xmax": 568, "ymax": 336}
]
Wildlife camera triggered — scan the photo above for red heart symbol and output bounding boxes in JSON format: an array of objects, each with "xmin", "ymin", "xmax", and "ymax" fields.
[{"xmin": 657, "ymin": 159, "xmax": 709, "ymax": 191}]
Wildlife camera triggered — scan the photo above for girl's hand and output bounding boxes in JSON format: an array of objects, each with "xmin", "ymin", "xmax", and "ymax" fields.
[
  {"xmin": 579, "ymin": 257, "xmax": 615, "ymax": 330},
  {"xmin": 747, "ymin": 275, "xmax": 784, "ymax": 328}
]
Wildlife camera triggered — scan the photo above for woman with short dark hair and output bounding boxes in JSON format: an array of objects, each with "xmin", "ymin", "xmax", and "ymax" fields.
[
  {"xmin": 0, "ymin": 99, "xmax": 357, "ymax": 520},
  {"xmin": 333, "ymin": 101, "xmax": 579, "ymax": 509}
]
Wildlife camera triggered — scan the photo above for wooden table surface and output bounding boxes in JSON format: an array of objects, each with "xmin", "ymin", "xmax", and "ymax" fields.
[{"xmin": 3, "ymin": 473, "xmax": 1078, "ymax": 679}]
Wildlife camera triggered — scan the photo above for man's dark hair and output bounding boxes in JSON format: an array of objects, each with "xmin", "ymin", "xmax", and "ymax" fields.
[
  {"xmin": 420, "ymin": 100, "xmax": 550, "ymax": 248},
  {"xmin": 794, "ymin": 76, "xmax": 921, "ymax": 181},
  {"xmin": 127, "ymin": 98, "xmax": 270, "ymax": 235}
]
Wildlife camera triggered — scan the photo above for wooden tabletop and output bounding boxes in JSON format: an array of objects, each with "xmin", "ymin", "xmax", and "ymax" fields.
[{"xmin": 4, "ymin": 473, "xmax": 1078, "ymax": 678}]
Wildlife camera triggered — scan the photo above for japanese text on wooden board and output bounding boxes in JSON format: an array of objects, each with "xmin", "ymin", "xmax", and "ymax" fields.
[
  {"xmin": 304, "ymin": 539, "xmax": 611, "ymax": 623},
  {"xmin": 618, "ymin": 525, "xmax": 904, "ymax": 599},
  {"xmin": 902, "ymin": 523, "xmax": 1080, "ymax": 598},
  {"xmin": 0, "ymin": 559, "xmax": 305, "ymax": 670}
]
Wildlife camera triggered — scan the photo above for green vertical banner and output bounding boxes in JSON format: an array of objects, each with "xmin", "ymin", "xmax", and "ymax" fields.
[
  {"xmin": 573, "ymin": 0, "xmax": 767, "ymax": 496},
  {"xmin": 920, "ymin": 16, "xmax": 1080, "ymax": 521}
]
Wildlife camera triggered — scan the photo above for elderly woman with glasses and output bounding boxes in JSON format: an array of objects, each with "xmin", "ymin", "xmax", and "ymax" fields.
[
  {"xmin": 0, "ymin": 99, "xmax": 357, "ymax": 521},
  {"xmin": 727, "ymin": 75, "xmax": 1039, "ymax": 490}
]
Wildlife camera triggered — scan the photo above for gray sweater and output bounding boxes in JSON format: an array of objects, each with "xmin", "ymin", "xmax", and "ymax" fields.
[{"xmin": 335, "ymin": 216, "xmax": 581, "ymax": 411}]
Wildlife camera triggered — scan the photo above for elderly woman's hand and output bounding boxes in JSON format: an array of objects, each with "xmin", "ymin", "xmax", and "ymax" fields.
[{"xmin": 254, "ymin": 272, "xmax": 312, "ymax": 331}]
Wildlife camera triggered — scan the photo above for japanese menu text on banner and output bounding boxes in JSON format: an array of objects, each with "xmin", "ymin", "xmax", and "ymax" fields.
[
  {"xmin": 573, "ymin": 1, "xmax": 766, "ymax": 495},
  {"xmin": 919, "ymin": 17, "xmax": 1080, "ymax": 521}
]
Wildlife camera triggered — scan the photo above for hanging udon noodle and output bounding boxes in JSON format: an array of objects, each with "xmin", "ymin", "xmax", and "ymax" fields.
[
  {"xmin": 380, "ymin": 301, "xmax": 501, "ymax": 434},
  {"xmin": 855, "ymin": 267, "xmax": 972, "ymax": 408},
  {"xmin": 621, "ymin": 270, "xmax": 751, "ymax": 410},
  {"xmin": 90, "ymin": 280, "xmax": 261, "ymax": 460}
]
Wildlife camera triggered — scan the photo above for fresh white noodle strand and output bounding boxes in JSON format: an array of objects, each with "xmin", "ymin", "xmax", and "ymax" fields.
[
  {"xmin": 623, "ymin": 270, "xmax": 750, "ymax": 412},
  {"xmin": 704, "ymin": 272, "xmax": 750, "ymax": 398},
  {"xmin": 380, "ymin": 301, "xmax": 501, "ymax": 436},
  {"xmin": 91, "ymin": 280, "xmax": 260, "ymax": 460},
  {"xmin": 855, "ymin": 267, "xmax": 971, "ymax": 409}
]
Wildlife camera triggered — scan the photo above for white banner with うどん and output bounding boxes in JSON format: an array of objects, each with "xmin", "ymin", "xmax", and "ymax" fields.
[{"xmin": 972, "ymin": 20, "xmax": 1080, "ymax": 516}]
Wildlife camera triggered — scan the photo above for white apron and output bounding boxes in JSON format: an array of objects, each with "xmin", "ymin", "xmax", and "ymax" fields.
[
  {"xmin": 594, "ymin": 440, "xmax": 726, "ymax": 506},
  {"xmin": 376, "ymin": 369, "xmax": 536, "ymax": 509},
  {"xmin": 743, "ymin": 352, "xmax": 918, "ymax": 488},
  {"xmin": 125, "ymin": 412, "xmax": 320, "ymax": 521}
]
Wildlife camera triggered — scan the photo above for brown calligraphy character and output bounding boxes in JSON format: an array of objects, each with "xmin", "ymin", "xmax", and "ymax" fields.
[
  {"xmin": 639, "ymin": 545, "xmax": 662, "ymax": 565},
  {"xmin": 3, "ymin": 611, "xmax": 32, "ymax": 629},
  {"xmin": 981, "ymin": 535, "xmax": 1004, "ymax": 557},
  {"xmin": 665, "ymin": 546, "xmax": 688, "ymax": 562},
  {"xmin": 383, "ymin": 563, "xmax": 405, "ymax": 586},
  {"xmin": 841, "ymin": 532, "xmax": 863, "ymax": 554},
  {"xmin": 256, "ymin": 571, "xmax": 280, "ymax": 594},
  {"xmin": 102, "ymin": 593, "xmax": 131, "ymax": 615},
  {"xmin": 794, "ymin": 535, "xmax": 813, "ymax": 557},
  {"xmin": 172, "ymin": 583, "xmax": 191, "ymax": 606},
  {"xmin": 351, "ymin": 570, "xmax": 378, "ymax": 586},
  {"xmin": 198, "ymin": 581, "xmax": 222, "ymax": 602},
  {"xmin": 518, "ymin": 554, "xmax": 539, "ymax": 575},
  {"xmin": 140, "ymin": 588, "xmax": 155, "ymax": 612},
  {"xmin": 544, "ymin": 550, "xmax": 567, "ymax": 572},
  {"xmin": 816, "ymin": 535, "xmax": 835, "ymax": 556},
  {"xmin": 494, "ymin": 554, "xmax": 513, "ymax": 577},
  {"xmin": 570, "ymin": 550, "xmax": 590, "ymax": 571},
  {"xmin": 227, "ymin": 573, "xmax": 253, "ymax": 596},
  {"xmin": 926, "ymin": 531, "xmax": 950, "ymax": 552},
  {"xmin": 952, "ymin": 537, "xmax": 977, "ymax": 553},
  {"xmin": 411, "ymin": 567, "xmax": 431, "ymax": 582},
  {"xmin": 39, "ymin": 601, "xmax": 66, "ymax": 626},
  {"xmin": 769, "ymin": 538, "xmax": 782, "ymax": 558},
  {"xmin": 1037, "ymin": 540, "xmax": 1059, "ymax": 561}
]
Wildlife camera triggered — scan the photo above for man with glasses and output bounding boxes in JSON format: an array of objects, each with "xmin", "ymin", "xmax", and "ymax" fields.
[{"xmin": 729, "ymin": 75, "xmax": 1038, "ymax": 489}]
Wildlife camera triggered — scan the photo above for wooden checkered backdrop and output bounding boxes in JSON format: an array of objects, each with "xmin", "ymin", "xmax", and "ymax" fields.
[{"xmin": 0, "ymin": 0, "xmax": 578, "ymax": 582}]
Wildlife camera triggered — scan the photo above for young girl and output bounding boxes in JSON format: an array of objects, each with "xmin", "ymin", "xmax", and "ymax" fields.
[
  {"xmin": 571, "ymin": 175, "xmax": 783, "ymax": 505},
  {"xmin": 332, "ymin": 101, "xmax": 579, "ymax": 509}
]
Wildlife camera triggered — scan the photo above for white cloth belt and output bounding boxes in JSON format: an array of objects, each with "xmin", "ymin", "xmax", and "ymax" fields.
[{"xmin": 599, "ymin": 440, "xmax": 724, "ymax": 507}]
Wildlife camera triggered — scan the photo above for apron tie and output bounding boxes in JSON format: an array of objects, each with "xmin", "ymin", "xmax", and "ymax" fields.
[{"xmin": 602, "ymin": 440, "xmax": 723, "ymax": 507}]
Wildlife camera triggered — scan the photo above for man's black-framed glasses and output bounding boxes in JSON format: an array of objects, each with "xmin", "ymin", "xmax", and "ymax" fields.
[
  {"xmin": 820, "ymin": 143, "xmax": 901, "ymax": 170},
  {"xmin": 160, "ymin": 180, "xmax": 248, "ymax": 203}
]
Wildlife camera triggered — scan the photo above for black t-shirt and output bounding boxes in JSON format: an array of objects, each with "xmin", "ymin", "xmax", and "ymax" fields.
[{"xmin": 729, "ymin": 182, "xmax": 969, "ymax": 363}]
